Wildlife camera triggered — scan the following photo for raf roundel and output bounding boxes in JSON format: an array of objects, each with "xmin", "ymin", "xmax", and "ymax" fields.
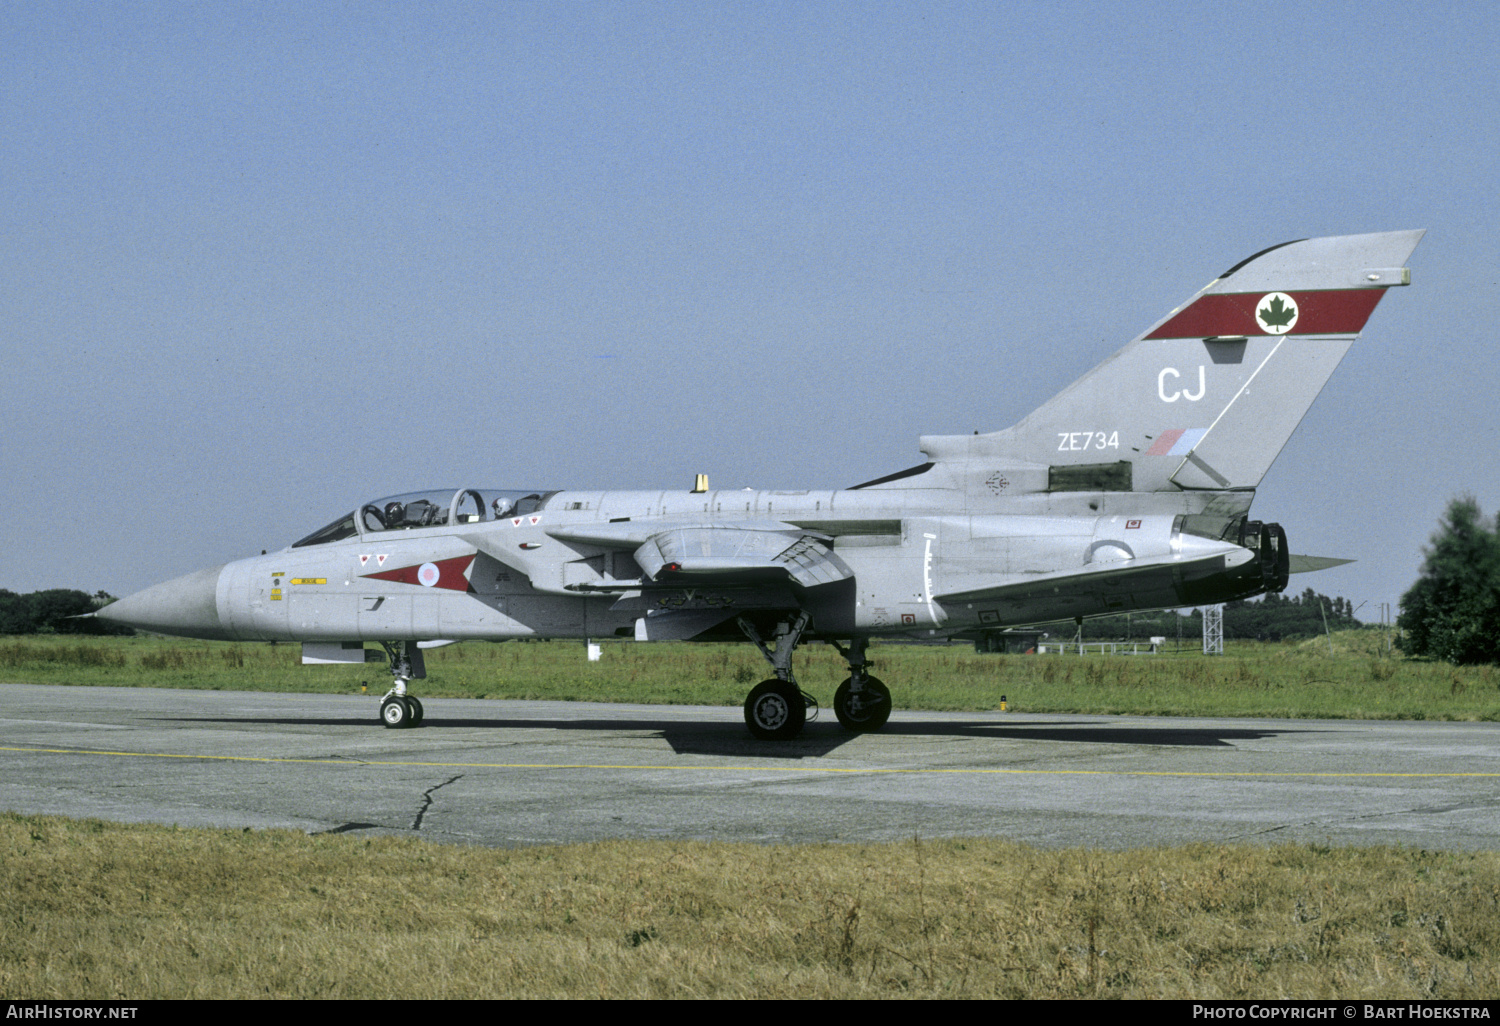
[
  {"xmin": 1256, "ymin": 292, "xmax": 1299, "ymax": 334},
  {"xmin": 416, "ymin": 562, "xmax": 441, "ymax": 588}
]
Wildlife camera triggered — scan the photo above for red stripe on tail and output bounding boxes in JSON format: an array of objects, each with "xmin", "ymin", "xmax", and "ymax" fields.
[{"xmin": 1145, "ymin": 289, "xmax": 1386, "ymax": 340}]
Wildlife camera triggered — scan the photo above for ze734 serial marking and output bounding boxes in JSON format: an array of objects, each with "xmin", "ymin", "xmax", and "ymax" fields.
[{"xmin": 1058, "ymin": 431, "xmax": 1120, "ymax": 451}]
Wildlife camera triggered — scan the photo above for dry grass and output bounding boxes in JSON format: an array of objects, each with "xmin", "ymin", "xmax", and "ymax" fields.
[{"xmin": 4, "ymin": 813, "xmax": 1499, "ymax": 999}]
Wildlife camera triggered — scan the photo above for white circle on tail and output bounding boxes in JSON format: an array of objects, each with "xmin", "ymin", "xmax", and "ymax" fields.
[
  {"xmin": 417, "ymin": 562, "xmax": 440, "ymax": 587},
  {"xmin": 1256, "ymin": 292, "xmax": 1299, "ymax": 334}
]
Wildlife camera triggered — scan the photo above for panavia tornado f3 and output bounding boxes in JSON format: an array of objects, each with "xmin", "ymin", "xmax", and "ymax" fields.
[{"xmin": 99, "ymin": 230, "xmax": 1424, "ymax": 739}]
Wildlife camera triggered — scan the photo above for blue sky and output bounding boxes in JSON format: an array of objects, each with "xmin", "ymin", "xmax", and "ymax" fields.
[{"xmin": 4, "ymin": 0, "xmax": 1497, "ymax": 621}]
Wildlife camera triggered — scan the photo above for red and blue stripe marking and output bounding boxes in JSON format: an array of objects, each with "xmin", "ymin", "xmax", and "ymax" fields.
[{"xmin": 1146, "ymin": 428, "xmax": 1207, "ymax": 456}]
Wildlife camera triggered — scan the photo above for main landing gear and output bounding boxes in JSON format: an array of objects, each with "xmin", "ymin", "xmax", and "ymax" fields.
[
  {"xmin": 738, "ymin": 614, "xmax": 817, "ymax": 740},
  {"xmin": 736, "ymin": 618, "xmax": 892, "ymax": 740},
  {"xmin": 378, "ymin": 640, "xmax": 426, "ymax": 729},
  {"xmin": 830, "ymin": 637, "xmax": 891, "ymax": 733}
]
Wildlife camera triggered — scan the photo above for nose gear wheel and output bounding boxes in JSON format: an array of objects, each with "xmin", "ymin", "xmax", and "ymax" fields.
[{"xmin": 381, "ymin": 695, "xmax": 412, "ymax": 729}]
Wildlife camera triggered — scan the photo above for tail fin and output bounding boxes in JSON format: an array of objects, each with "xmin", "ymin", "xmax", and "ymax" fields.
[{"xmin": 920, "ymin": 230, "xmax": 1423, "ymax": 492}]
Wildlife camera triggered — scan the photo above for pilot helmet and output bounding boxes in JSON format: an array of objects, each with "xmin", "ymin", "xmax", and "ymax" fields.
[{"xmin": 492, "ymin": 496, "xmax": 514, "ymax": 517}]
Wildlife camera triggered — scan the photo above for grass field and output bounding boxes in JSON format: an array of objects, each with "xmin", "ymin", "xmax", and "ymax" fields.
[
  {"xmin": 3, "ymin": 629, "xmax": 1497, "ymax": 722},
  {"xmin": 4, "ymin": 813, "xmax": 1499, "ymax": 999}
]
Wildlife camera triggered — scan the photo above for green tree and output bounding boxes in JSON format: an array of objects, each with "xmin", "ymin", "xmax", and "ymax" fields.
[
  {"xmin": 0, "ymin": 589, "xmax": 32, "ymax": 633},
  {"xmin": 0, "ymin": 589, "xmax": 133, "ymax": 636},
  {"xmin": 1397, "ymin": 496, "xmax": 1500, "ymax": 664},
  {"xmin": 1219, "ymin": 588, "xmax": 1360, "ymax": 641},
  {"xmin": 28, "ymin": 589, "xmax": 119, "ymax": 634}
]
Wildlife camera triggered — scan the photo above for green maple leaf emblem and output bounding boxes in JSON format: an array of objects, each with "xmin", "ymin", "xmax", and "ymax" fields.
[{"xmin": 1258, "ymin": 294, "xmax": 1296, "ymax": 329}]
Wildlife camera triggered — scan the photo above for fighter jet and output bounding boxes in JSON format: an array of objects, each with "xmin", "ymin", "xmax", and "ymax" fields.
[{"xmin": 99, "ymin": 230, "xmax": 1423, "ymax": 739}]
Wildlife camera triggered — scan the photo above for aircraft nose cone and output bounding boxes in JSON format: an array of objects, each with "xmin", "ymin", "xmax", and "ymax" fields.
[{"xmin": 97, "ymin": 564, "xmax": 233, "ymax": 640}]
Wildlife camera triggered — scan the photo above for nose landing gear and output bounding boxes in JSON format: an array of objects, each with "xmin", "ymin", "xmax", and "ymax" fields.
[
  {"xmin": 378, "ymin": 641, "xmax": 427, "ymax": 729},
  {"xmin": 381, "ymin": 694, "xmax": 416, "ymax": 728}
]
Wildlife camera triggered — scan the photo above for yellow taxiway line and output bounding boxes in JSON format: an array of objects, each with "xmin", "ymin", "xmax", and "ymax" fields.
[{"xmin": 4, "ymin": 744, "xmax": 1499, "ymax": 778}]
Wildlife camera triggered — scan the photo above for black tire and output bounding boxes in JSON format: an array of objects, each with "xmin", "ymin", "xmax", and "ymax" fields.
[
  {"xmin": 407, "ymin": 696, "xmax": 424, "ymax": 726},
  {"xmin": 833, "ymin": 675, "xmax": 891, "ymax": 732},
  {"xmin": 380, "ymin": 696, "xmax": 411, "ymax": 729},
  {"xmin": 744, "ymin": 678, "xmax": 807, "ymax": 740}
]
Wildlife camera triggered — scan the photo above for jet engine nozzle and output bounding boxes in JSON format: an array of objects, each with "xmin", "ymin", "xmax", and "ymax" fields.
[{"xmin": 1239, "ymin": 520, "xmax": 1290, "ymax": 594}]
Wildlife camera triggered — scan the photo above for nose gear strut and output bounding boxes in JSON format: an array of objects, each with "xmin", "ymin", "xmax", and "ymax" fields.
[{"xmin": 378, "ymin": 640, "xmax": 426, "ymax": 729}]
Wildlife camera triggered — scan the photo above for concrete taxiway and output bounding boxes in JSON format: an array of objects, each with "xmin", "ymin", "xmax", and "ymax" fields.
[{"xmin": 3, "ymin": 682, "xmax": 1499, "ymax": 849}]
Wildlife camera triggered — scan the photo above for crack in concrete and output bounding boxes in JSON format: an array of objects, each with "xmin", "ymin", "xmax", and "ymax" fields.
[
  {"xmin": 412, "ymin": 774, "xmax": 463, "ymax": 831},
  {"xmin": 1232, "ymin": 797, "xmax": 1500, "ymax": 844}
]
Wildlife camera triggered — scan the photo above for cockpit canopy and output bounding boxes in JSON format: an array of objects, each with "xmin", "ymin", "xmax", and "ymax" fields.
[{"xmin": 292, "ymin": 488, "xmax": 554, "ymax": 548}]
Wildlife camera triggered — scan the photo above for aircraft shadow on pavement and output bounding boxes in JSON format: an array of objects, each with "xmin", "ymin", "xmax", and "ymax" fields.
[
  {"xmin": 154, "ymin": 714, "xmax": 855, "ymax": 759},
  {"xmin": 154, "ymin": 713, "xmax": 1324, "ymax": 758},
  {"xmin": 878, "ymin": 720, "xmax": 1326, "ymax": 748}
]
